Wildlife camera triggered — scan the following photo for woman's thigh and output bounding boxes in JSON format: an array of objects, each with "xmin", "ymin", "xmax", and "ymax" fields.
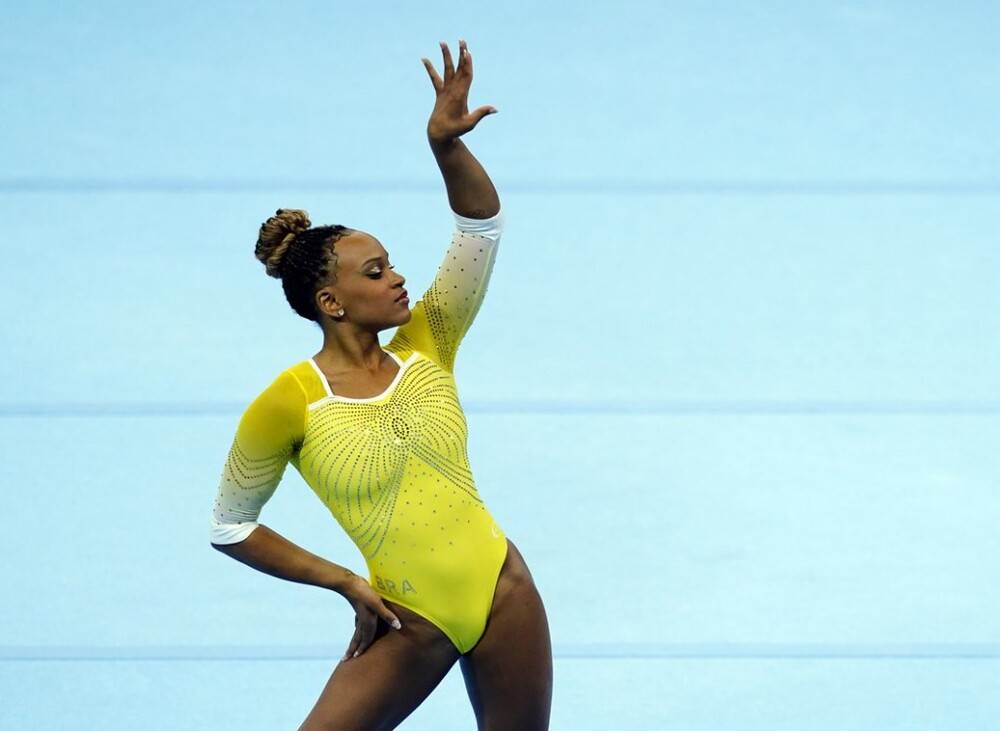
[
  {"xmin": 460, "ymin": 541, "xmax": 553, "ymax": 731},
  {"xmin": 299, "ymin": 602, "xmax": 461, "ymax": 731}
]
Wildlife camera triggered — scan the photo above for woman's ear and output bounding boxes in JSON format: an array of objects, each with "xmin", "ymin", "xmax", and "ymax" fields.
[{"xmin": 315, "ymin": 287, "xmax": 345, "ymax": 319}]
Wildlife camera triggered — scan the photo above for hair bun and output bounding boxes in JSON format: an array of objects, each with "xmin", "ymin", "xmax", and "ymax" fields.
[{"xmin": 255, "ymin": 208, "xmax": 312, "ymax": 278}]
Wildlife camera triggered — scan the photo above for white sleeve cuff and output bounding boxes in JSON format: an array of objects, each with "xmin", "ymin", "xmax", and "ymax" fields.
[
  {"xmin": 210, "ymin": 516, "xmax": 260, "ymax": 546},
  {"xmin": 454, "ymin": 208, "xmax": 504, "ymax": 242}
]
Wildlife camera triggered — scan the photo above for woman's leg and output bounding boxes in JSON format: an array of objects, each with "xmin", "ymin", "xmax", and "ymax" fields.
[
  {"xmin": 459, "ymin": 541, "xmax": 553, "ymax": 731},
  {"xmin": 299, "ymin": 602, "xmax": 461, "ymax": 731}
]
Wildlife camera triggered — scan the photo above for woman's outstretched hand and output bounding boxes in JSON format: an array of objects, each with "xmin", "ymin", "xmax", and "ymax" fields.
[
  {"xmin": 422, "ymin": 40, "xmax": 496, "ymax": 146},
  {"xmin": 341, "ymin": 575, "xmax": 402, "ymax": 660}
]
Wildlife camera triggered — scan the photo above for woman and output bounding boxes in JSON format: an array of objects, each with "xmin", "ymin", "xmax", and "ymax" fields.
[{"xmin": 210, "ymin": 41, "xmax": 552, "ymax": 731}]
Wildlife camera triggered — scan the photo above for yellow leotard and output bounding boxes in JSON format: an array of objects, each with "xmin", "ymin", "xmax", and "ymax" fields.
[{"xmin": 212, "ymin": 220, "xmax": 507, "ymax": 653}]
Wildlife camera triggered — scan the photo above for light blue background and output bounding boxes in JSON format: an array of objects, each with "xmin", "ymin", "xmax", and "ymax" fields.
[{"xmin": 2, "ymin": 2, "xmax": 999, "ymax": 729}]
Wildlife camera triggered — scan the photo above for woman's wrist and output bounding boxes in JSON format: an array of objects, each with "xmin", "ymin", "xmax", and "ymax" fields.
[
  {"xmin": 428, "ymin": 135, "xmax": 462, "ymax": 161},
  {"xmin": 325, "ymin": 566, "xmax": 366, "ymax": 595}
]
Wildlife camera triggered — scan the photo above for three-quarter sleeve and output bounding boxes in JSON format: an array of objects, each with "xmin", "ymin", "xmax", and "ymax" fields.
[
  {"xmin": 210, "ymin": 370, "xmax": 308, "ymax": 545},
  {"xmin": 388, "ymin": 210, "xmax": 504, "ymax": 372}
]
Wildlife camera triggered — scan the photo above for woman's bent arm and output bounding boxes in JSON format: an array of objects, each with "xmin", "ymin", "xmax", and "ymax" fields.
[
  {"xmin": 214, "ymin": 526, "xmax": 402, "ymax": 658},
  {"xmin": 213, "ymin": 524, "xmax": 354, "ymax": 590}
]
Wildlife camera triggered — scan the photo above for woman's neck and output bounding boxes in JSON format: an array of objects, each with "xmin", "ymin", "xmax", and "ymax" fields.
[{"xmin": 316, "ymin": 326, "xmax": 385, "ymax": 373}]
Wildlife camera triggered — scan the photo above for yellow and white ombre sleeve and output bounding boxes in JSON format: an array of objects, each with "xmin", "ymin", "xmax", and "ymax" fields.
[
  {"xmin": 389, "ymin": 209, "xmax": 504, "ymax": 371},
  {"xmin": 210, "ymin": 371, "xmax": 307, "ymax": 545}
]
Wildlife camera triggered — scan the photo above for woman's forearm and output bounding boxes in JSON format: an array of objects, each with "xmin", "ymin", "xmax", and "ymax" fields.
[
  {"xmin": 213, "ymin": 524, "xmax": 356, "ymax": 594},
  {"xmin": 430, "ymin": 138, "xmax": 500, "ymax": 219}
]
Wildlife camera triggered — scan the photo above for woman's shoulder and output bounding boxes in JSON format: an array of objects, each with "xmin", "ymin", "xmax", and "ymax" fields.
[
  {"xmin": 243, "ymin": 360, "xmax": 321, "ymax": 415},
  {"xmin": 271, "ymin": 360, "xmax": 330, "ymax": 406},
  {"xmin": 234, "ymin": 362, "xmax": 316, "ymax": 448}
]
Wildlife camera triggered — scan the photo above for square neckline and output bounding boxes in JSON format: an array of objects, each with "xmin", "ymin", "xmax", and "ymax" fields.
[{"xmin": 307, "ymin": 351, "xmax": 414, "ymax": 404}]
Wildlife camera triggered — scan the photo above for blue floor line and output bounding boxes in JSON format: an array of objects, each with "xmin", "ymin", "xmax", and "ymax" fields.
[
  {"xmin": 3, "ymin": 400, "xmax": 1000, "ymax": 419},
  {"xmin": 2, "ymin": 178, "xmax": 1000, "ymax": 196},
  {"xmin": 4, "ymin": 643, "xmax": 1000, "ymax": 662}
]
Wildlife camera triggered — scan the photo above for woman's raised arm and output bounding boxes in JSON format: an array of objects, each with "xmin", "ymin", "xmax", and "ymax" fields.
[{"xmin": 422, "ymin": 40, "xmax": 501, "ymax": 219}]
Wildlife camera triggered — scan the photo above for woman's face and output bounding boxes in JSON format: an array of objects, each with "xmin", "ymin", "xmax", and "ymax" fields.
[{"xmin": 320, "ymin": 231, "xmax": 410, "ymax": 330}]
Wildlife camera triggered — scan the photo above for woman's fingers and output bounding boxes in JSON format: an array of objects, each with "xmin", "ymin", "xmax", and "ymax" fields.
[
  {"xmin": 344, "ymin": 609, "xmax": 377, "ymax": 660},
  {"xmin": 427, "ymin": 41, "xmax": 475, "ymax": 92},
  {"xmin": 440, "ymin": 41, "xmax": 455, "ymax": 81},
  {"xmin": 380, "ymin": 604, "xmax": 403, "ymax": 631},
  {"xmin": 422, "ymin": 56, "xmax": 443, "ymax": 91},
  {"xmin": 468, "ymin": 105, "xmax": 498, "ymax": 125},
  {"xmin": 457, "ymin": 39, "xmax": 472, "ymax": 78},
  {"xmin": 341, "ymin": 581, "xmax": 402, "ymax": 660},
  {"xmin": 424, "ymin": 39, "xmax": 496, "ymax": 142},
  {"xmin": 343, "ymin": 622, "xmax": 365, "ymax": 661}
]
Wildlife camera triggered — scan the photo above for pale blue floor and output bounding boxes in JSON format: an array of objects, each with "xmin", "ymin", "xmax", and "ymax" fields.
[{"xmin": 3, "ymin": 2, "xmax": 1000, "ymax": 729}]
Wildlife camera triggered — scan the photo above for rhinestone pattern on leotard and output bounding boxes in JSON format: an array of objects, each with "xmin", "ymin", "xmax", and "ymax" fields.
[
  {"xmin": 213, "ymin": 230, "xmax": 500, "ymax": 559},
  {"xmin": 392, "ymin": 231, "xmax": 496, "ymax": 372},
  {"xmin": 214, "ymin": 441, "xmax": 290, "ymax": 523},
  {"xmin": 296, "ymin": 231, "xmax": 499, "ymax": 562},
  {"xmin": 298, "ymin": 356, "xmax": 481, "ymax": 560}
]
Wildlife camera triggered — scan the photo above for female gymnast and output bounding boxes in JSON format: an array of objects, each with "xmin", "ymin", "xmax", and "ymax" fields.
[{"xmin": 210, "ymin": 41, "xmax": 552, "ymax": 730}]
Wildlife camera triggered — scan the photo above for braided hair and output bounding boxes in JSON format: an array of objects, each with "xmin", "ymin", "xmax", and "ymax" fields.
[{"xmin": 255, "ymin": 208, "xmax": 352, "ymax": 321}]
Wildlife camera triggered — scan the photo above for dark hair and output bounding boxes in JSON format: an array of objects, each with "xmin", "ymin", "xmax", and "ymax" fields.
[{"xmin": 255, "ymin": 208, "xmax": 352, "ymax": 321}]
